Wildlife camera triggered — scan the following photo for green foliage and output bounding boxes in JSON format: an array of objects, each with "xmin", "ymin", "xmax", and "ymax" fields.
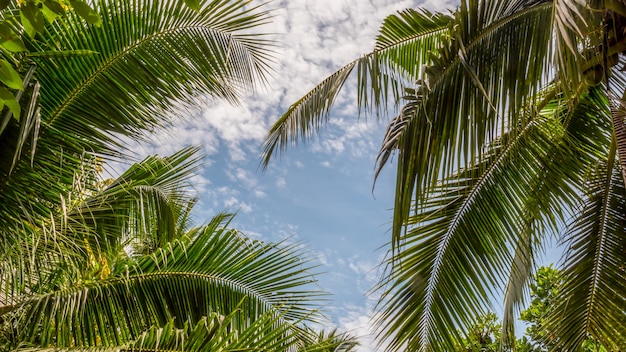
[
  {"xmin": 519, "ymin": 266, "xmax": 611, "ymax": 352},
  {"xmin": 0, "ymin": 0, "xmax": 359, "ymax": 350},
  {"xmin": 0, "ymin": 0, "xmax": 104, "ymax": 121},
  {"xmin": 456, "ymin": 312, "xmax": 503, "ymax": 352},
  {"xmin": 264, "ymin": 0, "xmax": 626, "ymax": 350},
  {"xmin": 458, "ymin": 266, "xmax": 612, "ymax": 352},
  {"xmin": 519, "ymin": 265, "xmax": 563, "ymax": 351}
]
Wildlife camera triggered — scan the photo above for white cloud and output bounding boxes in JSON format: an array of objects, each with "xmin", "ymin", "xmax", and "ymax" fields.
[
  {"xmin": 347, "ymin": 257, "xmax": 381, "ymax": 287},
  {"xmin": 114, "ymin": 0, "xmax": 459, "ymax": 167},
  {"xmin": 276, "ymin": 177, "xmax": 286, "ymax": 188},
  {"xmin": 223, "ymin": 196, "xmax": 253, "ymax": 213},
  {"xmin": 253, "ymin": 189, "xmax": 266, "ymax": 198},
  {"xmin": 227, "ymin": 167, "xmax": 258, "ymax": 189},
  {"xmin": 338, "ymin": 306, "xmax": 380, "ymax": 352},
  {"xmin": 317, "ymin": 251, "xmax": 329, "ymax": 267}
]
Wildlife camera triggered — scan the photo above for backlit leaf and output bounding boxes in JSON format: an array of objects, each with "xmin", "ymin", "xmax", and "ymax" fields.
[
  {"xmin": 0, "ymin": 86, "xmax": 21, "ymax": 119},
  {"xmin": 70, "ymin": 0, "xmax": 102, "ymax": 26},
  {"xmin": 20, "ymin": 1, "xmax": 45, "ymax": 37},
  {"xmin": 0, "ymin": 22, "xmax": 27, "ymax": 52},
  {"xmin": 183, "ymin": 0, "xmax": 201, "ymax": 11}
]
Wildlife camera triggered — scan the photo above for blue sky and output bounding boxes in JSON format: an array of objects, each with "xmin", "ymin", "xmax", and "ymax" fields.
[{"xmin": 113, "ymin": 0, "xmax": 460, "ymax": 350}]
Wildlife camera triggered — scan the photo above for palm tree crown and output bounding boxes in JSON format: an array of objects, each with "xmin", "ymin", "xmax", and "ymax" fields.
[{"xmin": 263, "ymin": 0, "xmax": 626, "ymax": 350}]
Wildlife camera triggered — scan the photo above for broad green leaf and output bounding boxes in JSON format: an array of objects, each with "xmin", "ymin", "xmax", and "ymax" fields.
[
  {"xmin": 0, "ymin": 22, "xmax": 27, "ymax": 52},
  {"xmin": 69, "ymin": 0, "xmax": 102, "ymax": 26},
  {"xmin": 20, "ymin": 2, "xmax": 45, "ymax": 37},
  {"xmin": 0, "ymin": 86, "xmax": 21, "ymax": 119},
  {"xmin": 41, "ymin": 0, "xmax": 67, "ymax": 22},
  {"xmin": 44, "ymin": 0, "xmax": 67, "ymax": 16},
  {"xmin": 0, "ymin": 59, "xmax": 23, "ymax": 90},
  {"xmin": 183, "ymin": 0, "xmax": 201, "ymax": 11}
]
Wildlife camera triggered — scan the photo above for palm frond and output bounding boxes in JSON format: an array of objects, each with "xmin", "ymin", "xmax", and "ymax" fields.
[
  {"xmin": 498, "ymin": 86, "xmax": 614, "ymax": 346},
  {"xmin": 388, "ymin": 0, "xmax": 555, "ymax": 243},
  {"xmin": 68, "ymin": 147, "xmax": 201, "ymax": 257},
  {"xmin": 0, "ymin": 0, "xmax": 274, "ymax": 226},
  {"xmin": 261, "ymin": 8, "xmax": 452, "ymax": 169},
  {"xmin": 11, "ymin": 213, "xmax": 326, "ymax": 348},
  {"xmin": 550, "ymin": 138, "xmax": 626, "ymax": 350},
  {"xmin": 295, "ymin": 327, "xmax": 360, "ymax": 352},
  {"xmin": 375, "ymin": 84, "xmax": 613, "ymax": 351},
  {"xmin": 16, "ymin": 305, "xmax": 305, "ymax": 351}
]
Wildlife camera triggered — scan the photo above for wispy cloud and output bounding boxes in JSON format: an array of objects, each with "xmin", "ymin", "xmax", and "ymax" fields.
[
  {"xmin": 121, "ymin": 0, "xmax": 457, "ymax": 166},
  {"xmin": 112, "ymin": 2, "xmax": 459, "ymax": 352}
]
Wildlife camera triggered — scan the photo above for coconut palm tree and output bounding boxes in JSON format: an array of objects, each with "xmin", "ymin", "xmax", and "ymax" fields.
[
  {"xmin": 0, "ymin": 0, "xmax": 358, "ymax": 350},
  {"xmin": 262, "ymin": 0, "xmax": 626, "ymax": 350},
  {"xmin": 0, "ymin": 148, "xmax": 347, "ymax": 350}
]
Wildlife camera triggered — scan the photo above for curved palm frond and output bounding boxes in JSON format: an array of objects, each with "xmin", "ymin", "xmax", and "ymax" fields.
[
  {"xmin": 261, "ymin": 8, "xmax": 452, "ymax": 168},
  {"xmin": 550, "ymin": 137, "xmax": 626, "ymax": 350},
  {"xmin": 16, "ymin": 305, "xmax": 305, "ymax": 351},
  {"xmin": 0, "ymin": 148, "xmax": 201, "ymax": 301},
  {"xmin": 376, "ymin": 122, "xmax": 551, "ymax": 351},
  {"xmin": 11, "ymin": 212, "xmax": 326, "ymax": 348},
  {"xmin": 499, "ymin": 86, "xmax": 614, "ymax": 347},
  {"xmin": 67, "ymin": 147, "xmax": 201, "ymax": 256},
  {"xmin": 375, "ymin": 85, "xmax": 613, "ymax": 351},
  {"xmin": 295, "ymin": 327, "xmax": 360, "ymax": 352},
  {"xmin": 0, "ymin": 0, "xmax": 274, "ymax": 227},
  {"xmin": 388, "ymin": 0, "xmax": 555, "ymax": 242}
]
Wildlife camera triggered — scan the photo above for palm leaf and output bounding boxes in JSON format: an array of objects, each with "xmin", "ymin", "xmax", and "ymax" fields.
[
  {"xmin": 0, "ymin": 148, "xmax": 201, "ymax": 308},
  {"xmin": 499, "ymin": 86, "xmax": 613, "ymax": 346},
  {"xmin": 11, "ymin": 213, "xmax": 326, "ymax": 348},
  {"xmin": 0, "ymin": 0, "xmax": 274, "ymax": 227},
  {"xmin": 388, "ymin": 0, "xmax": 555, "ymax": 243},
  {"xmin": 261, "ymin": 8, "xmax": 452, "ymax": 168},
  {"xmin": 550, "ymin": 136, "xmax": 626, "ymax": 350},
  {"xmin": 295, "ymin": 327, "xmax": 360, "ymax": 352},
  {"xmin": 15, "ymin": 305, "xmax": 305, "ymax": 351},
  {"xmin": 67, "ymin": 147, "xmax": 201, "ymax": 257},
  {"xmin": 375, "ymin": 85, "xmax": 612, "ymax": 351}
]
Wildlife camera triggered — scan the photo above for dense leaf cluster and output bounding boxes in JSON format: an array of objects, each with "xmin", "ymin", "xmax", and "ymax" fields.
[
  {"xmin": 0, "ymin": 0, "xmax": 358, "ymax": 350},
  {"xmin": 264, "ymin": 0, "xmax": 626, "ymax": 350}
]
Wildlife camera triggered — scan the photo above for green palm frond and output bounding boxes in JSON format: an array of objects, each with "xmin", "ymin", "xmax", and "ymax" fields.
[
  {"xmin": 0, "ymin": 0, "xmax": 274, "ymax": 226},
  {"xmin": 375, "ymin": 85, "xmax": 612, "ymax": 351},
  {"xmin": 550, "ymin": 145, "xmax": 626, "ymax": 349},
  {"xmin": 68, "ymin": 147, "xmax": 201, "ymax": 257},
  {"xmin": 261, "ymin": 8, "xmax": 452, "ymax": 168},
  {"xmin": 16, "ymin": 304, "xmax": 305, "ymax": 351},
  {"xmin": 127, "ymin": 303, "xmax": 306, "ymax": 351},
  {"xmin": 295, "ymin": 327, "xmax": 360, "ymax": 352},
  {"xmin": 499, "ymin": 86, "xmax": 614, "ymax": 346},
  {"xmin": 0, "ymin": 148, "xmax": 201, "ymax": 307},
  {"xmin": 10, "ymin": 213, "xmax": 325, "ymax": 348},
  {"xmin": 389, "ymin": 0, "xmax": 555, "ymax": 242}
]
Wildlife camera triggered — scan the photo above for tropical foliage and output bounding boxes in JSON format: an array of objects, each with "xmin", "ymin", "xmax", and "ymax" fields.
[
  {"xmin": 457, "ymin": 266, "xmax": 611, "ymax": 351},
  {"xmin": 518, "ymin": 266, "xmax": 613, "ymax": 352},
  {"xmin": 456, "ymin": 312, "xmax": 504, "ymax": 352},
  {"xmin": 0, "ymin": 0, "xmax": 102, "ymax": 119},
  {"xmin": 0, "ymin": 0, "xmax": 357, "ymax": 350},
  {"xmin": 263, "ymin": 0, "xmax": 626, "ymax": 350},
  {"xmin": 0, "ymin": 151, "xmax": 338, "ymax": 350}
]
